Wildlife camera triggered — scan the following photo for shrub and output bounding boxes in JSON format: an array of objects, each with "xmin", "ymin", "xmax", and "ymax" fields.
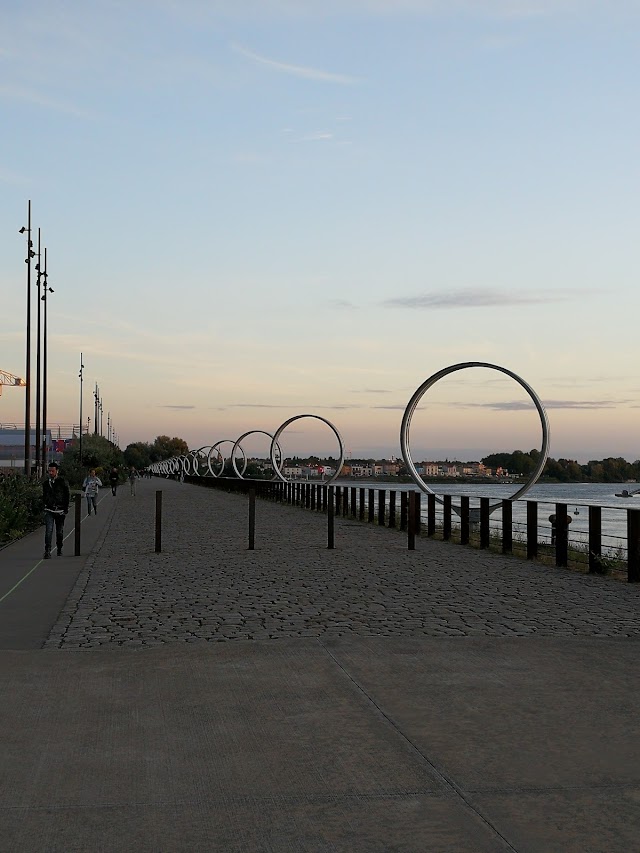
[{"xmin": 0, "ymin": 475, "xmax": 43, "ymax": 544}]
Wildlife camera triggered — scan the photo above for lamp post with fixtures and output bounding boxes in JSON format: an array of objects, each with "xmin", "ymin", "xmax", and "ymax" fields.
[
  {"xmin": 18, "ymin": 201, "xmax": 35, "ymax": 476},
  {"xmin": 79, "ymin": 354, "xmax": 85, "ymax": 467},
  {"xmin": 34, "ymin": 229, "xmax": 43, "ymax": 476},
  {"xmin": 41, "ymin": 247, "xmax": 53, "ymax": 469}
]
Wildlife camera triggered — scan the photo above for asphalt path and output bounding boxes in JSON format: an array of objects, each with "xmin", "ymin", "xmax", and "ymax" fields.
[{"xmin": 0, "ymin": 490, "xmax": 117, "ymax": 649}]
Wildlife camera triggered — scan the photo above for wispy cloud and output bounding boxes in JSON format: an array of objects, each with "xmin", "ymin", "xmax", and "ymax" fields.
[
  {"xmin": 383, "ymin": 288, "xmax": 584, "ymax": 309},
  {"xmin": 158, "ymin": 405, "xmax": 196, "ymax": 410},
  {"xmin": 0, "ymin": 84, "xmax": 99, "ymax": 119},
  {"xmin": 230, "ymin": 403, "xmax": 289, "ymax": 409},
  {"xmin": 329, "ymin": 298, "xmax": 358, "ymax": 309},
  {"xmin": 451, "ymin": 399, "xmax": 624, "ymax": 411},
  {"xmin": 232, "ymin": 43, "xmax": 361, "ymax": 84},
  {"xmin": 296, "ymin": 131, "xmax": 334, "ymax": 142}
]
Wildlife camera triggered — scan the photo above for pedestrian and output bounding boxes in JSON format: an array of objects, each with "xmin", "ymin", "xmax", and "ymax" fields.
[
  {"xmin": 128, "ymin": 466, "xmax": 138, "ymax": 496},
  {"xmin": 42, "ymin": 461, "xmax": 70, "ymax": 559},
  {"xmin": 82, "ymin": 468, "xmax": 102, "ymax": 515},
  {"xmin": 109, "ymin": 466, "xmax": 119, "ymax": 496}
]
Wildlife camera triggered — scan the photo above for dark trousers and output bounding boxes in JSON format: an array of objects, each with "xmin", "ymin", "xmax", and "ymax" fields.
[{"xmin": 44, "ymin": 511, "xmax": 65, "ymax": 552}]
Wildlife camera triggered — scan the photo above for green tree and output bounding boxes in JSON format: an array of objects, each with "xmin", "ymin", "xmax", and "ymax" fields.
[
  {"xmin": 124, "ymin": 442, "xmax": 154, "ymax": 469},
  {"xmin": 61, "ymin": 435, "xmax": 126, "ymax": 488},
  {"xmin": 152, "ymin": 435, "xmax": 189, "ymax": 459}
]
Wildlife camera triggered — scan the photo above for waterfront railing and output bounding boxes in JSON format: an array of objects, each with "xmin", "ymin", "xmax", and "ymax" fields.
[{"xmin": 178, "ymin": 476, "xmax": 640, "ymax": 583}]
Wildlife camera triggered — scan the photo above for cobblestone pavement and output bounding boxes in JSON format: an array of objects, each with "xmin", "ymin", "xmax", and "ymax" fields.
[{"xmin": 45, "ymin": 479, "xmax": 640, "ymax": 648}]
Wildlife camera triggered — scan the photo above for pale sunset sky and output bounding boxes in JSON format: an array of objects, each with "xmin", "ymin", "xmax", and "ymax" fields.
[{"xmin": 1, "ymin": 0, "xmax": 638, "ymax": 463}]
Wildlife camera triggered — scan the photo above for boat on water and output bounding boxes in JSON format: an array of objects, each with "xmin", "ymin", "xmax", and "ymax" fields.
[{"xmin": 615, "ymin": 488, "xmax": 640, "ymax": 497}]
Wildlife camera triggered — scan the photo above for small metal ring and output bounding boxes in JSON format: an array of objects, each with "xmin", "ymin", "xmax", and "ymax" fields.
[
  {"xmin": 231, "ymin": 430, "xmax": 282, "ymax": 480},
  {"xmin": 270, "ymin": 414, "xmax": 345, "ymax": 486},
  {"xmin": 207, "ymin": 440, "xmax": 246, "ymax": 478}
]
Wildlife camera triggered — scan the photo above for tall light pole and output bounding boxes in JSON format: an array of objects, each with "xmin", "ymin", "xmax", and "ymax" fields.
[
  {"xmin": 41, "ymin": 248, "xmax": 53, "ymax": 469},
  {"xmin": 34, "ymin": 228, "xmax": 42, "ymax": 477},
  {"xmin": 99, "ymin": 399, "xmax": 104, "ymax": 436},
  {"xmin": 79, "ymin": 353, "xmax": 84, "ymax": 467},
  {"xmin": 94, "ymin": 384, "xmax": 99, "ymax": 434},
  {"xmin": 19, "ymin": 201, "xmax": 35, "ymax": 476}
]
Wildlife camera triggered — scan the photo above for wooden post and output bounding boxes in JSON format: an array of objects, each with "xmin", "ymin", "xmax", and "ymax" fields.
[
  {"xmin": 526, "ymin": 501, "xmax": 537, "ymax": 560},
  {"xmin": 502, "ymin": 500, "xmax": 513, "ymax": 554},
  {"xmin": 74, "ymin": 493, "xmax": 81, "ymax": 556},
  {"xmin": 408, "ymin": 491, "xmax": 416, "ymax": 550},
  {"xmin": 588, "ymin": 505, "xmax": 601, "ymax": 573},
  {"xmin": 388, "ymin": 490, "xmax": 396, "ymax": 528},
  {"xmin": 327, "ymin": 486, "xmax": 335, "ymax": 549},
  {"xmin": 460, "ymin": 496, "xmax": 469, "ymax": 545},
  {"xmin": 443, "ymin": 494, "xmax": 452, "ymax": 540},
  {"xmin": 400, "ymin": 491, "xmax": 408, "ymax": 532},
  {"xmin": 555, "ymin": 502, "xmax": 568, "ymax": 568},
  {"xmin": 427, "ymin": 493, "xmax": 436, "ymax": 537},
  {"xmin": 155, "ymin": 490, "xmax": 162, "ymax": 553},
  {"xmin": 628, "ymin": 509, "xmax": 640, "ymax": 583},
  {"xmin": 480, "ymin": 497, "xmax": 490, "ymax": 549},
  {"xmin": 248, "ymin": 488, "xmax": 256, "ymax": 550}
]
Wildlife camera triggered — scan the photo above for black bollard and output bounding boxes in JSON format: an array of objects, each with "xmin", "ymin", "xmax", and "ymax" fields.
[
  {"xmin": 74, "ymin": 493, "xmax": 81, "ymax": 556},
  {"xmin": 407, "ymin": 491, "xmax": 416, "ymax": 550},
  {"xmin": 327, "ymin": 486, "xmax": 335, "ymax": 549},
  {"xmin": 155, "ymin": 490, "xmax": 162, "ymax": 553},
  {"xmin": 248, "ymin": 489, "xmax": 256, "ymax": 550}
]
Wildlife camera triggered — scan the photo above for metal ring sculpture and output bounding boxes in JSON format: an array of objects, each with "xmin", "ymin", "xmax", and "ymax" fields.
[
  {"xmin": 231, "ymin": 430, "xmax": 283, "ymax": 480},
  {"xmin": 185, "ymin": 446, "xmax": 207, "ymax": 477},
  {"xmin": 207, "ymin": 439, "xmax": 246, "ymax": 478},
  {"xmin": 183, "ymin": 452, "xmax": 197, "ymax": 476},
  {"xmin": 400, "ymin": 362, "xmax": 550, "ymax": 512},
  {"xmin": 270, "ymin": 414, "xmax": 345, "ymax": 486}
]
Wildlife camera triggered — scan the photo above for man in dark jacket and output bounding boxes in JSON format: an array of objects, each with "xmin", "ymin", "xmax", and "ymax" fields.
[
  {"xmin": 43, "ymin": 462, "xmax": 70, "ymax": 559},
  {"xmin": 108, "ymin": 467, "xmax": 119, "ymax": 496}
]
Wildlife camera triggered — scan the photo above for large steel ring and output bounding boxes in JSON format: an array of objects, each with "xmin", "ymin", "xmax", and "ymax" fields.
[
  {"xmin": 207, "ymin": 440, "xmax": 246, "ymax": 478},
  {"xmin": 270, "ymin": 414, "xmax": 345, "ymax": 486},
  {"xmin": 192, "ymin": 446, "xmax": 211, "ymax": 477},
  {"xmin": 231, "ymin": 430, "xmax": 283, "ymax": 480},
  {"xmin": 400, "ymin": 362, "xmax": 550, "ymax": 511}
]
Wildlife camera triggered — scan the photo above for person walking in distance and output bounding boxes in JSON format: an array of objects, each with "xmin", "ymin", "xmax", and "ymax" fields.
[
  {"xmin": 109, "ymin": 466, "xmax": 119, "ymax": 496},
  {"xmin": 43, "ymin": 462, "xmax": 70, "ymax": 559},
  {"xmin": 82, "ymin": 468, "xmax": 102, "ymax": 516},
  {"xmin": 128, "ymin": 467, "xmax": 138, "ymax": 496}
]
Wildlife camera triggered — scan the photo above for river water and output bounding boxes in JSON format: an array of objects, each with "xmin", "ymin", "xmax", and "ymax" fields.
[{"xmin": 336, "ymin": 480, "xmax": 639, "ymax": 556}]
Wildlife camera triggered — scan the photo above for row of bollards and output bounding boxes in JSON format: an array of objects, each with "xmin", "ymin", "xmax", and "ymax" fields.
[
  {"xmin": 75, "ymin": 487, "xmax": 420, "ymax": 558},
  {"xmin": 248, "ymin": 485, "xmax": 421, "ymax": 551}
]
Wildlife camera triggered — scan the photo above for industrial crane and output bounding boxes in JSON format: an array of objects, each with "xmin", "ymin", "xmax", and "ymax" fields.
[{"xmin": 0, "ymin": 370, "xmax": 26, "ymax": 397}]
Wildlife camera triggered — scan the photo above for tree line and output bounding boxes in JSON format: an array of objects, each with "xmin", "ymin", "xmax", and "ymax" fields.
[{"xmin": 482, "ymin": 450, "xmax": 640, "ymax": 483}]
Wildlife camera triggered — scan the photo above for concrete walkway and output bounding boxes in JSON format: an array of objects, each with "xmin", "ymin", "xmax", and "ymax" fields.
[{"xmin": 1, "ymin": 478, "xmax": 639, "ymax": 851}]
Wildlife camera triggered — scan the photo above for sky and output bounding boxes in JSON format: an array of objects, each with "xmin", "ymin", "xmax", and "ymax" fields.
[{"xmin": 1, "ymin": 0, "xmax": 639, "ymax": 464}]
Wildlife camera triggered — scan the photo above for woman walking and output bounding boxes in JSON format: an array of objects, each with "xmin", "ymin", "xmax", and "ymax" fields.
[
  {"xmin": 128, "ymin": 467, "xmax": 138, "ymax": 496},
  {"xmin": 82, "ymin": 468, "xmax": 102, "ymax": 516}
]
